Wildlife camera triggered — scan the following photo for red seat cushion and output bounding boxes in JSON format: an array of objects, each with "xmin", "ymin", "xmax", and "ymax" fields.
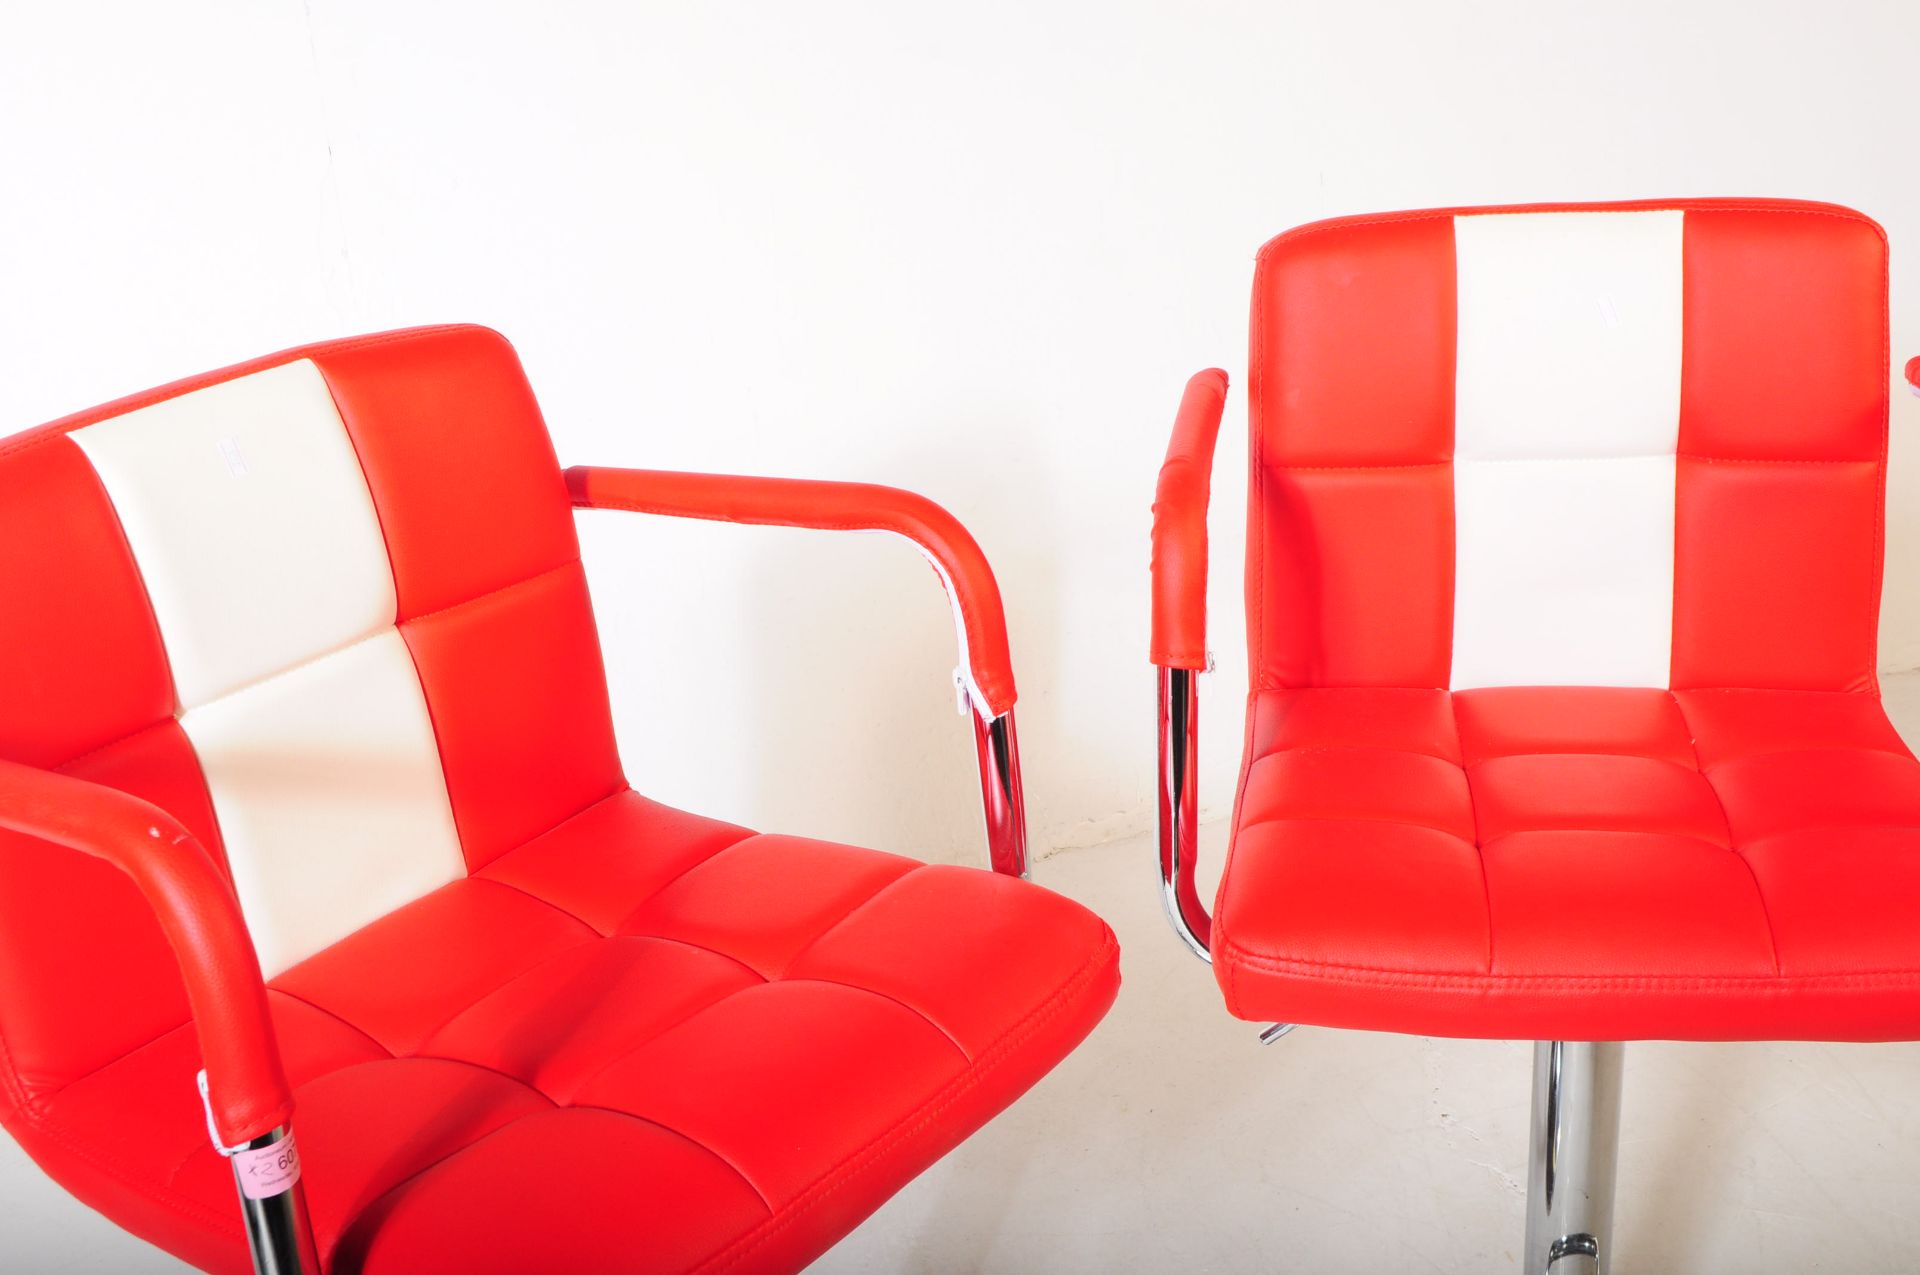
[
  {"xmin": 15, "ymin": 789, "xmax": 1118, "ymax": 1274},
  {"xmin": 1213, "ymin": 686, "xmax": 1920, "ymax": 1041}
]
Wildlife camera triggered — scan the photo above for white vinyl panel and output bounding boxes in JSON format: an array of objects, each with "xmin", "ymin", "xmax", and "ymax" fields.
[
  {"xmin": 1451, "ymin": 456, "xmax": 1676, "ymax": 689},
  {"xmin": 70, "ymin": 360, "xmax": 396, "ymax": 709},
  {"xmin": 1450, "ymin": 210, "xmax": 1684, "ymax": 688},
  {"xmin": 180, "ymin": 629, "xmax": 466, "ymax": 975},
  {"xmin": 1454, "ymin": 210, "xmax": 1684, "ymax": 460}
]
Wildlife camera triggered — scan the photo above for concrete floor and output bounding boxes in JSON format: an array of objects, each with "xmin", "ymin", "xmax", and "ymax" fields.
[{"xmin": 10, "ymin": 678, "xmax": 1920, "ymax": 1272}]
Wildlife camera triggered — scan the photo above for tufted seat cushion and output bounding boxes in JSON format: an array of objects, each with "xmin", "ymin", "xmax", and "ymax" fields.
[
  {"xmin": 1213, "ymin": 685, "xmax": 1920, "ymax": 1041},
  {"xmin": 27, "ymin": 789, "xmax": 1118, "ymax": 1274}
]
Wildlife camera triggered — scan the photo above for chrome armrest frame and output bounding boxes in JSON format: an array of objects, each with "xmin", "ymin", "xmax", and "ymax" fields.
[
  {"xmin": 1159, "ymin": 667, "xmax": 1298, "ymax": 1044},
  {"xmin": 195, "ymin": 1074, "xmax": 317, "ymax": 1275},
  {"xmin": 970, "ymin": 704, "xmax": 1029, "ymax": 879},
  {"xmin": 232, "ymin": 1127, "xmax": 320, "ymax": 1275},
  {"xmin": 1157, "ymin": 665, "xmax": 1212, "ymax": 961}
]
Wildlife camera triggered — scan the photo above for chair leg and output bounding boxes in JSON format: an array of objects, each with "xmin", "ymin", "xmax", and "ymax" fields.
[
  {"xmin": 1524, "ymin": 1041, "xmax": 1624, "ymax": 1275},
  {"xmin": 228, "ymin": 1126, "xmax": 321, "ymax": 1275}
]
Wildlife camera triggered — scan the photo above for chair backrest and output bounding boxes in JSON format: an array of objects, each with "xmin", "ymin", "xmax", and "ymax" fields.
[
  {"xmin": 1247, "ymin": 198, "xmax": 1889, "ymax": 694},
  {"xmin": 0, "ymin": 326, "xmax": 623, "ymax": 1110}
]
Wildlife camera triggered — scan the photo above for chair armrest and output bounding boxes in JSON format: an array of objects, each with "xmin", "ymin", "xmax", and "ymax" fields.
[
  {"xmin": 565, "ymin": 465, "xmax": 1017, "ymax": 719},
  {"xmin": 0, "ymin": 758, "xmax": 289, "ymax": 1146},
  {"xmin": 1151, "ymin": 371, "xmax": 1229, "ymax": 963},
  {"xmin": 567, "ymin": 463, "xmax": 1029, "ymax": 876},
  {"xmin": 1906, "ymin": 355, "xmax": 1918, "ymax": 397},
  {"xmin": 1151, "ymin": 369, "xmax": 1230, "ymax": 669}
]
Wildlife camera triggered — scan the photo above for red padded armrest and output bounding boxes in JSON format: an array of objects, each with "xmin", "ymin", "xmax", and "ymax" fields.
[
  {"xmin": 0, "ymin": 759, "xmax": 289, "ymax": 1146},
  {"xmin": 1150, "ymin": 370, "xmax": 1230, "ymax": 669},
  {"xmin": 566, "ymin": 466, "xmax": 1018, "ymax": 718}
]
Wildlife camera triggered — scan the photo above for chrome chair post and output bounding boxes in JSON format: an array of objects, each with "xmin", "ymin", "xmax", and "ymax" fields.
[
  {"xmin": 971, "ymin": 707, "xmax": 1028, "ymax": 878},
  {"xmin": 1525, "ymin": 1041, "xmax": 1624, "ymax": 1275},
  {"xmin": 1157, "ymin": 666, "xmax": 1212, "ymax": 960},
  {"xmin": 230, "ymin": 1126, "xmax": 320, "ymax": 1275}
]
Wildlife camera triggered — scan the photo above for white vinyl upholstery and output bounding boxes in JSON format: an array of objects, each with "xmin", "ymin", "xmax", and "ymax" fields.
[
  {"xmin": 70, "ymin": 360, "xmax": 398, "ymax": 708},
  {"xmin": 181, "ymin": 630, "xmax": 465, "ymax": 973},
  {"xmin": 1449, "ymin": 210, "xmax": 1684, "ymax": 689},
  {"xmin": 72, "ymin": 360, "xmax": 465, "ymax": 974}
]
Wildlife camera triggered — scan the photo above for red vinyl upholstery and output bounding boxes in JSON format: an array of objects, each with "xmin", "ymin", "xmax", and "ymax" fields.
[
  {"xmin": 0, "ymin": 326, "xmax": 1119, "ymax": 1273},
  {"xmin": 564, "ymin": 465, "xmax": 1018, "ymax": 718},
  {"xmin": 1158, "ymin": 199, "xmax": 1920, "ymax": 1040},
  {"xmin": 0, "ymin": 758, "xmax": 290, "ymax": 1142},
  {"xmin": 1150, "ymin": 370, "xmax": 1230, "ymax": 671}
]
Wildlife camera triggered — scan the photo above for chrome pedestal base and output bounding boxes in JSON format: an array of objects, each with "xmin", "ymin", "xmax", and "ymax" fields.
[{"xmin": 1525, "ymin": 1041, "xmax": 1624, "ymax": 1275}]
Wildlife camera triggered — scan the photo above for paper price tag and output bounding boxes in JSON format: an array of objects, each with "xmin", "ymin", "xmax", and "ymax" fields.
[{"xmin": 232, "ymin": 1134, "xmax": 302, "ymax": 1201}]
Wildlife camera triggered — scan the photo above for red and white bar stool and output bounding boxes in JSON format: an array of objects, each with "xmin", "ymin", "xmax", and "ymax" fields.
[
  {"xmin": 0, "ymin": 326, "xmax": 1120, "ymax": 1273},
  {"xmin": 1152, "ymin": 198, "xmax": 1920, "ymax": 1272}
]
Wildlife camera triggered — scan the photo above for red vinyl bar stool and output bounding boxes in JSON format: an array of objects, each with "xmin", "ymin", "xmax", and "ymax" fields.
[
  {"xmin": 0, "ymin": 326, "xmax": 1120, "ymax": 1274},
  {"xmin": 1152, "ymin": 199, "xmax": 1918, "ymax": 1272}
]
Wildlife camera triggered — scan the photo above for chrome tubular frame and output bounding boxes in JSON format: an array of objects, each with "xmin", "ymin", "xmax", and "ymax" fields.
[
  {"xmin": 231, "ymin": 1127, "xmax": 320, "ymax": 1275},
  {"xmin": 971, "ymin": 707, "xmax": 1029, "ymax": 878},
  {"xmin": 1525, "ymin": 1041, "xmax": 1625, "ymax": 1275},
  {"xmin": 1159, "ymin": 666, "xmax": 1297, "ymax": 1044},
  {"xmin": 1157, "ymin": 666, "xmax": 1213, "ymax": 960}
]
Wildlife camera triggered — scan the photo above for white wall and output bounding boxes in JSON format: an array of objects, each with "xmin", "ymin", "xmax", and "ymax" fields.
[{"xmin": 3, "ymin": 0, "xmax": 1917, "ymax": 868}]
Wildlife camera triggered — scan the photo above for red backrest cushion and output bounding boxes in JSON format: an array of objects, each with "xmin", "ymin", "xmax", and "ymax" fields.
[
  {"xmin": 0, "ymin": 326, "xmax": 623, "ymax": 1108},
  {"xmin": 1247, "ymin": 199, "xmax": 1888, "ymax": 693}
]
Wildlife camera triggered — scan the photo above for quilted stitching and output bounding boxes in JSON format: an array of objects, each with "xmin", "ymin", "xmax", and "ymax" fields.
[{"xmin": 1216, "ymin": 686, "xmax": 1920, "ymax": 1039}]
